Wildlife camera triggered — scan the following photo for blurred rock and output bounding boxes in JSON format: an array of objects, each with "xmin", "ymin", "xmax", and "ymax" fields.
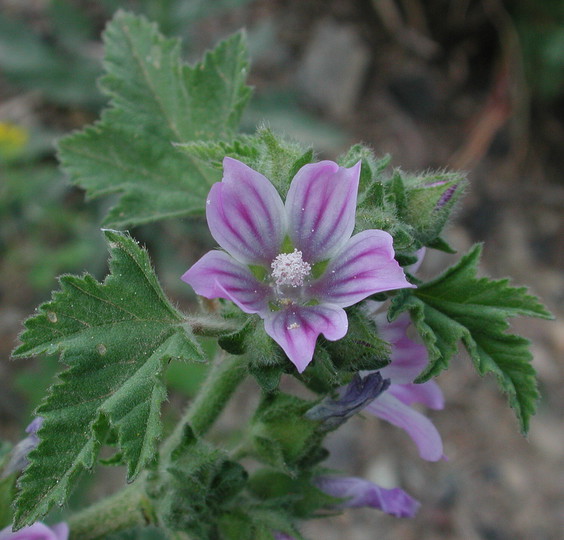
[{"xmin": 296, "ymin": 19, "xmax": 370, "ymax": 118}]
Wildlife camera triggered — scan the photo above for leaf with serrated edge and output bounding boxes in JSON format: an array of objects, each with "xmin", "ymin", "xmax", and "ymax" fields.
[
  {"xmin": 58, "ymin": 11, "xmax": 251, "ymax": 228},
  {"xmin": 390, "ymin": 244, "xmax": 552, "ymax": 433},
  {"xmin": 12, "ymin": 230, "xmax": 203, "ymax": 527}
]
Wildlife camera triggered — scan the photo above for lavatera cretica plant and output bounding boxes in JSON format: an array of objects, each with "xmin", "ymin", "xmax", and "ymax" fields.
[{"xmin": 3, "ymin": 11, "xmax": 553, "ymax": 540}]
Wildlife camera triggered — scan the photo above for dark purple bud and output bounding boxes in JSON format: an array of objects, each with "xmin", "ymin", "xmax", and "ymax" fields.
[
  {"xmin": 305, "ymin": 373, "xmax": 390, "ymax": 429},
  {"xmin": 434, "ymin": 183, "xmax": 459, "ymax": 210},
  {"xmin": 314, "ymin": 475, "xmax": 420, "ymax": 518}
]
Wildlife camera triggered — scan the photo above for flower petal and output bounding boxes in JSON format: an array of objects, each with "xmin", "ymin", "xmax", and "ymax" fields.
[
  {"xmin": 374, "ymin": 313, "xmax": 429, "ymax": 384},
  {"xmin": 314, "ymin": 476, "xmax": 420, "ymax": 518},
  {"xmin": 310, "ymin": 230, "xmax": 414, "ymax": 308},
  {"xmin": 388, "ymin": 381, "xmax": 445, "ymax": 410},
  {"xmin": 285, "ymin": 160, "xmax": 360, "ymax": 262},
  {"xmin": 263, "ymin": 304, "xmax": 348, "ymax": 372},
  {"xmin": 182, "ymin": 250, "xmax": 270, "ymax": 314},
  {"xmin": 365, "ymin": 391, "xmax": 444, "ymax": 461},
  {"xmin": 0, "ymin": 522, "xmax": 69, "ymax": 540},
  {"xmin": 206, "ymin": 157, "xmax": 286, "ymax": 265}
]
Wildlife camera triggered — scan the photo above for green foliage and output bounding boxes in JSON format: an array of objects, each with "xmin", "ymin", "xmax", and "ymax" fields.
[
  {"xmin": 248, "ymin": 469, "xmax": 339, "ymax": 520},
  {"xmin": 324, "ymin": 307, "xmax": 391, "ymax": 372},
  {"xmin": 12, "ymin": 230, "xmax": 204, "ymax": 527},
  {"xmin": 251, "ymin": 393, "xmax": 326, "ymax": 473},
  {"xmin": 352, "ymin": 148, "xmax": 465, "ymax": 256},
  {"xmin": 0, "ymin": 441, "xmax": 15, "ymax": 528},
  {"xmin": 151, "ymin": 425, "xmax": 247, "ymax": 539},
  {"xmin": 338, "ymin": 144, "xmax": 391, "ymax": 193},
  {"xmin": 178, "ymin": 126, "xmax": 314, "ymax": 197},
  {"xmin": 390, "ymin": 244, "xmax": 553, "ymax": 433},
  {"xmin": 58, "ymin": 11, "xmax": 252, "ymax": 228}
]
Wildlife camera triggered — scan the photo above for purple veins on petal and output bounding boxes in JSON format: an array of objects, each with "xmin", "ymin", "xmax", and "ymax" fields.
[
  {"xmin": 182, "ymin": 157, "xmax": 415, "ymax": 373},
  {"xmin": 206, "ymin": 157, "xmax": 286, "ymax": 265},
  {"xmin": 263, "ymin": 304, "xmax": 348, "ymax": 373},
  {"xmin": 314, "ymin": 475, "xmax": 420, "ymax": 518},
  {"xmin": 181, "ymin": 250, "xmax": 270, "ymax": 314},
  {"xmin": 310, "ymin": 229, "xmax": 415, "ymax": 308},
  {"xmin": 285, "ymin": 160, "xmax": 361, "ymax": 262}
]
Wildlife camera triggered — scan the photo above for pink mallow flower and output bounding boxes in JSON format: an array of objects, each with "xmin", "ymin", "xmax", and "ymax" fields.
[
  {"xmin": 182, "ymin": 158, "xmax": 413, "ymax": 372},
  {"xmin": 314, "ymin": 475, "xmax": 420, "ymax": 518},
  {"xmin": 0, "ymin": 522, "xmax": 69, "ymax": 540},
  {"xmin": 363, "ymin": 304, "xmax": 445, "ymax": 461}
]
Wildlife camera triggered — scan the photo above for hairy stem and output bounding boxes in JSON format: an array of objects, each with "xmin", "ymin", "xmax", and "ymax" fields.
[
  {"xmin": 162, "ymin": 352, "xmax": 246, "ymax": 460},
  {"xmin": 67, "ymin": 481, "xmax": 155, "ymax": 540},
  {"xmin": 67, "ymin": 353, "xmax": 245, "ymax": 538}
]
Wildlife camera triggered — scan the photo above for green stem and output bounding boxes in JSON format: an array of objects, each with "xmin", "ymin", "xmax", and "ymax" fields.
[
  {"xmin": 161, "ymin": 352, "xmax": 246, "ymax": 459},
  {"xmin": 67, "ymin": 353, "xmax": 245, "ymax": 538},
  {"xmin": 67, "ymin": 481, "xmax": 155, "ymax": 540}
]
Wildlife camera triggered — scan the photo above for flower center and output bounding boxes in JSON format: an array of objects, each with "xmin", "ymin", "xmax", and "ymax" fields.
[{"xmin": 271, "ymin": 249, "xmax": 311, "ymax": 288}]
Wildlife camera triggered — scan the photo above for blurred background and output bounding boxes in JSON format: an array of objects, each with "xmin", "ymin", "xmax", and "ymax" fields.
[{"xmin": 0, "ymin": 1, "xmax": 562, "ymax": 539}]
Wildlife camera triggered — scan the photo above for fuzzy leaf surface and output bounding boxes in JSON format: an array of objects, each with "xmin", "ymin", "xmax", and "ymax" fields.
[
  {"xmin": 12, "ymin": 230, "xmax": 203, "ymax": 527},
  {"xmin": 58, "ymin": 11, "xmax": 251, "ymax": 228},
  {"xmin": 390, "ymin": 244, "xmax": 552, "ymax": 433}
]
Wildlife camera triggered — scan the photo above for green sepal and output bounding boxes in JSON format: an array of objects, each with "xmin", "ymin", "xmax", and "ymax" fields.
[
  {"xmin": 150, "ymin": 424, "xmax": 248, "ymax": 539},
  {"xmin": 218, "ymin": 316, "xmax": 256, "ymax": 355},
  {"xmin": 219, "ymin": 506, "xmax": 304, "ymax": 540},
  {"xmin": 390, "ymin": 244, "xmax": 553, "ymax": 433},
  {"xmin": 250, "ymin": 393, "xmax": 324, "ymax": 472},
  {"xmin": 310, "ymin": 259, "xmax": 330, "ymax": 279},
  {"xmin": 248, "ymin": 469, "xmax": 340, "ymax": 519},
  {"xmin": 338, "ymin": 144, "xmax": 391, "ymax": 193},
  {"xmin": 298, "ymin": 347, "xmax": 345, "ymax": 395},
  {"xmin": 401, "ymin": 172, "xmax": 467, "ymax": 245},
  {"xmin": 427, "ymin": 236, "xmax": 457, "ymax": 254},
  {"xmin": 288, "ymin": 148, "xmax": 315, "ymax": 181},
  {"xmin": 324, "ymin": 306, "xmax": 391, "ymax": 372},
  {"xmin": 248, "ymin": 364, "xmax": 284, "ymax": 394},
  {"xmin": 250, "ymin": 128, "xmax": 311, "ymax": 197},
  {"xmin": 11, "ymin": 230, "xmax": 204, "ymax": 527}
]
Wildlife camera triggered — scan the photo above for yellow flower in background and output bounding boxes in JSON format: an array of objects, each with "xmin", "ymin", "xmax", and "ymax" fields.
[{"xmin": 0, "ymin": 122, "xmax": 29, "ymax": 159}]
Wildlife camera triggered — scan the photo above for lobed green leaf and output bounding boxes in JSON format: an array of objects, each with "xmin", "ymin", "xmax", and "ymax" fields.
[
  {"xmin": 390, "ymin": 244, "xmax": 553, "ymax": 433},
  {"xmin": 12, "ymin": 230, "xmax": 203, "ymax": 527},
  {"xmin": 58, "ymin": 11, "xmax": 251, "ymax": 228}
]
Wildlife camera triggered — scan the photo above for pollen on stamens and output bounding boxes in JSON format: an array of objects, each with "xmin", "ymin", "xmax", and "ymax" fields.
[
  {"xmin": 287, "ymin": 322, "xmax": 300, "ymax": 330},
  {"xmin": 271, "ymin": 249, "xmax": 311, "ymax": 287}
]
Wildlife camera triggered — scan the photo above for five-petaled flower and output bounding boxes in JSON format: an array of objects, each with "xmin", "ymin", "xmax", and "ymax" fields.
[{"xmin": 182, "ymin": 158, "xmax": 413, "ymax": 372}]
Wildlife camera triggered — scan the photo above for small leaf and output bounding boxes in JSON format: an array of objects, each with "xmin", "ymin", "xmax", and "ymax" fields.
[
  {"xmin": 12, "ymin": 230, "xmax": 203, "ymax": 527},
  {"xmin": 390, "ymin": 244, "xmax": 553, "ymax": 433},
  {"xmin": 151, "ymin": 425, "xmax": 247, "ymax": 539}
]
